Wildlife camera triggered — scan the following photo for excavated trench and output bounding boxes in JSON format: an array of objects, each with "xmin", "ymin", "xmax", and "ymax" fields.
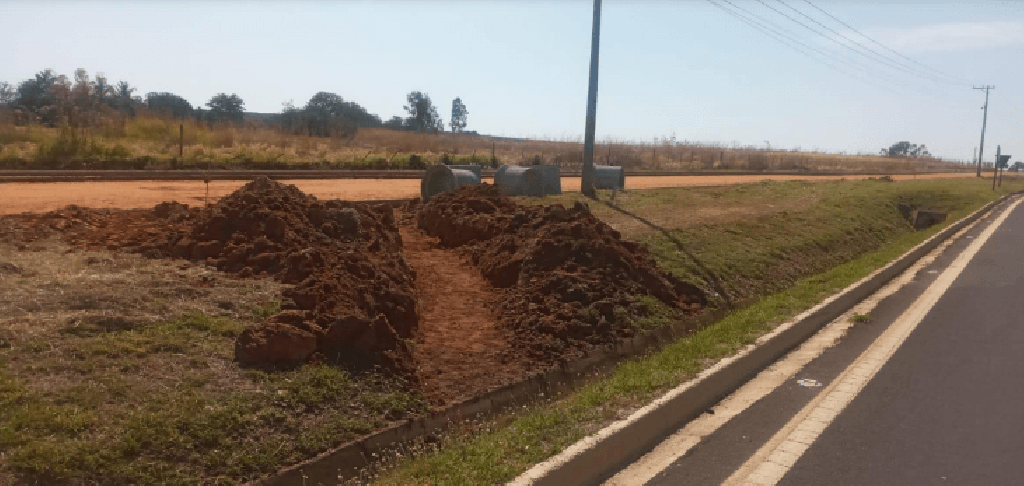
[{"xmin": 0, "ymin": 178, "xmax": 706, "ymax": 404}]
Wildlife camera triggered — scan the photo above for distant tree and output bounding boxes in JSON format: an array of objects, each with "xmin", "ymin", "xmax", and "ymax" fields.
[
  {"xmin": 13, "ymin": 69, "xmax": 60, "ymax": 125},
  {"xmin": 449, "ymin": 97, "xmax": 468, "ymax": 133},
  {"xmin": 205, "ymin": 93, "xmax": 245, "ymax": 124},
  {"xmin": 301, "ymin": 91, "xmax": 381, "ymax": 138},
  {"xmin": 146, "ymin": 92, "xmax": 194, "ymax": 119},
  {"xmin": 275, "ymin": 93, "xmax": 381, "ymax": 138},
  {"xmin": 383, "ymin": 115, "xmax": 406, "ymax": 130},
  {"xmin": 886, "ymin": 141, "xmax": 930, "ymax": 157},
  {"xmin": 0, "ymin": 81, "xmax": 13, "ymax": 104},
  {"xmin": 403, "ymin": 91, "xmax": 441, "ymax": 132},
  {"xmin": 93, "ymin": 74, "xmax": 112, "ymax": 107},
  {"xmin": 112, "ymin": 81, "xmax": 139, "ymax": 116}
]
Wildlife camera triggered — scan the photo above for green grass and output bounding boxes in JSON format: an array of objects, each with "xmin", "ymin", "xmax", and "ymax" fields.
[
  {"xmin": 2, "ymin": 178, "xmax": 1016, "ymax": 484},
  {"xmin": 0, "ymin": 311, "xmax": 427, "ymax": 484},
  {"xmin": 372, "ymin": 178, "xmax": 1018, "ymax": 484}
]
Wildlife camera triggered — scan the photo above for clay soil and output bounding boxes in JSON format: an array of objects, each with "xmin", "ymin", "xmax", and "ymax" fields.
[
  {"xmin": 0, "ymin": 173, "xmax": 972, "ymax": 215},
  {"xmin": 398, "ymin": 222, "xmax": 527, "ymax": 404},
  {"xmin": 2, "ymin": 179, "xmax": 707, "ymax": 406}
]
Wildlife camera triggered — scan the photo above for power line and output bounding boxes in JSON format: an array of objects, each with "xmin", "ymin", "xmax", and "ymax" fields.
[
  {"xmin": 773, "ymin": 0, "xmax": 966, "ymax": 86},
  {"xmin": 799, "ymin": 0, "xmax": 971, "ymax": 85},
  {"xmin": 755, "ymin": 0, "xmax": 960, "ymax": 87},
  {"xmin": 709, "ymin": 0, "xmax": 973, "ymax": 106}
]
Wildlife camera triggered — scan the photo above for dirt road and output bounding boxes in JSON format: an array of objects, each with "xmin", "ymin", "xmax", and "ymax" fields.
[{"xmin": 0, "ymin": 173, "xmax": 973, "ymax": 215}]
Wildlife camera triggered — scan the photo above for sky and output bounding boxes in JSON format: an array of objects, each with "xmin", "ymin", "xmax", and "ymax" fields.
[{"xmin": 1, "ymin": 0, "xmax": 1022, "ymax": 163}]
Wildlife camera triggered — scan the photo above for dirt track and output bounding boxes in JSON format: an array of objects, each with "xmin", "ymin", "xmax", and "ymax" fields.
[{"xmin": 0, "ymin": 173, "xmax": 972, "ymax": 215}]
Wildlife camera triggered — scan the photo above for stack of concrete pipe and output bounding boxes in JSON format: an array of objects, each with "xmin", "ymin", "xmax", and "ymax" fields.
[{"xmin": 494, "ymin": 165, "xmax": 562, "ymax": 197}]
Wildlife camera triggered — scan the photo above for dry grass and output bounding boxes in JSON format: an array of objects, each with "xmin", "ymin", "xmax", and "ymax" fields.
[
  {"xmin": 0, "ymin": 237, "xmax": 426, "ymax": 484},
  {"xmin": 0, "ymin": 115, "xmax": 971, "ymax": 172}
]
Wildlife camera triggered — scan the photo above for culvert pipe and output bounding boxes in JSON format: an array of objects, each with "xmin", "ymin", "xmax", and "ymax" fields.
[
  {"xmin": 446, "ymin": 164, "xmax": 483, "ymax": 180},
  {"xmin": 420, "ymin": 164, "xmax": 480, "ymax": 202},
  {"xmin": 494, "ymin": 165, "xmax": 562, "ymax": 197},
  {"xmin": 593, "ymin": 165, "xmax": 625, "ymax": 189}
]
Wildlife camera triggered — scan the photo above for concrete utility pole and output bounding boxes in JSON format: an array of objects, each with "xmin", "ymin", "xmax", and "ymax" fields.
[
  {"xmin": 581, "ymin": 0, "xmax": 603, "ymax": 198},
  {"xmin": 974, "ymin": 85, "xmax": 994, "ymax": 178}
]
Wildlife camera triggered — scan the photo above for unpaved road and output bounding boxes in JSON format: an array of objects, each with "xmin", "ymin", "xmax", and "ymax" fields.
[{"xmin": 0, "ymin": 173, "xmax": 973, "ymax": 215}]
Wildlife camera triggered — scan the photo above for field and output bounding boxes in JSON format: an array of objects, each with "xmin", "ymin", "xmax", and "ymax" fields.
[
  {"xmin": 0, "ymin": 176, "xmax": 1016, "ymax": 484},
  {"xmin": 0, "ymin": 116, "xmax": 971, "ymax": 173}
]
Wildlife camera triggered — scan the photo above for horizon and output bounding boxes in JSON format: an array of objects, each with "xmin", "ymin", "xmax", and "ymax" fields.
[{"xmin": 1, "ymin": 1, "xmax": 1021, "ymax": 162}]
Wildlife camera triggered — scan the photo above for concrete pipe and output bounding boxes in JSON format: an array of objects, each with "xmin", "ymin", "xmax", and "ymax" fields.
[
  {"xmin": 494, "ymin": 165, "xmax": 562, "ymax": 197},
  {"xmin": 593, "ymin": 165, "xmax": 625, "ymax": 190},
  {"xmin": 447, "ymin": 164, "xmax": 483, "ymax": 180},
  {"xmin": 420, "ymin": 164, "xmax": 481, "ymax": 202}
]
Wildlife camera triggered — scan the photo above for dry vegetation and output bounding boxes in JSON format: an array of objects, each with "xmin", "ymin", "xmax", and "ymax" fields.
[{"xmin": 0, "ymin": 113, "xmax": 971, "ymax": 173}]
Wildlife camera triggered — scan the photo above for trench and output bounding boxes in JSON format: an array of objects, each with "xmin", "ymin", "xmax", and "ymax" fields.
[{"xmin": 397, "ymin": 217, "xmax": 528, "ymax": 405}]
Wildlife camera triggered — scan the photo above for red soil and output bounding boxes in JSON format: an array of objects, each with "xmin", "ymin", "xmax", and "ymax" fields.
[
  {"xmin": 398, "ymin": 223, "xmax": 527, "ymax": 405},
  {"xmin": 0, "ymin": 179, "xmax": 709, "ymax": 405},
  {"xmin": 414, "ymin": 184, "xmax": 706, "ymax": 368}
]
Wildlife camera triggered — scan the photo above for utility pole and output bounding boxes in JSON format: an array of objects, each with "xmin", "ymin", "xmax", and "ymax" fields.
[
  {"xmin": 581, "ymin": 0, "xmax": 602, "ymax": 198},
  {"xmin": 974, "ymin": 85, "xmax": 994, "ymax": 178},
  {"xmin": 991, "ymin": 143, "xmax": 999, "ymax": 191}
]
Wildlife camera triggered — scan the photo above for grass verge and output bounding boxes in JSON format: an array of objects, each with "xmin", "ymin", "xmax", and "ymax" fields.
[{"xmin": 369, "ymin": 178, "xmax": 1017, "ymax": 484}]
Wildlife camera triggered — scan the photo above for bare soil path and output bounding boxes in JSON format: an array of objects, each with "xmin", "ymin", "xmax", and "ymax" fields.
[
  {"xmin": 0, "ymin": 174, "xmax": 973, "ymax": 215},
  {"xmin": 398, "ymin": 219, "xmax": 527, "ymax": 405}
]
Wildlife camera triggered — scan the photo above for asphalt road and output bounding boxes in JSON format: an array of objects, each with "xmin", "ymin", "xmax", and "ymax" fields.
[
  {"xmin": 630, "ymin": 196, "xmax": 1024, "ymax": 486},
  {"xmin": 779, "ymin": 197, "xmax": 1024, "ymax": 485}
]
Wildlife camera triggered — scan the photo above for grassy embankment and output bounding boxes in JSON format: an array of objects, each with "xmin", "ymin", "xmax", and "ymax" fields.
[
  {"xmin": 0, "ymin": 116, "xmax": 966, "ymax": 172},
  {"xmin": 371, "ymin": 177, "xmax": 1020, "ymax": 484},
  {"xmin": 0, "ymin": 177, "xmax": 1014, "ymax": 484}
]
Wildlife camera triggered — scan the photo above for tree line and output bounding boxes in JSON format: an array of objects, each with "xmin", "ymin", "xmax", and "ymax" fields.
[{"xmin": 0, "ymin": 68, "xmax": 471, "ymax": 138}]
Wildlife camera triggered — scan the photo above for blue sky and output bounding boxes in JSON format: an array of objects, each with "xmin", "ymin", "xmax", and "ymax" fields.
[{"xmin": 1, "ymin": 1, "xmax": 1021, "ymax": 163}]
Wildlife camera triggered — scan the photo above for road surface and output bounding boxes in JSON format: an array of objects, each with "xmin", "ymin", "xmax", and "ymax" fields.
[
  {"xmin": 605, "ymin": 195, "xmax": 1024, "ymax": 485},
  {"xmin": 0, "ymin": 173, "xmax": 972, "ymax": 215}
]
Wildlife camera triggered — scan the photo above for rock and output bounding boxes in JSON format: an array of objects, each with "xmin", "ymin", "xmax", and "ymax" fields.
[
  {"xmin": 235, "ymin": 323, "xmax": 317, "ymax": 365},
  {"xmin": 0, "ymin": 262, "xmax": 23, "ymax": 275}
]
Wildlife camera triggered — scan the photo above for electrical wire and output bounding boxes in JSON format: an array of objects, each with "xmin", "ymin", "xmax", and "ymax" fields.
[
  {"xmin": 800, "ymin": 0, "xmax": 973, "ymax": 85},
  {"xmin": 709, "ymin": 0, "xmax": 974, "ymax": 107},
  {"xmin": 773, "ymin": 0, "xmax": 969, "ymax": 86}
]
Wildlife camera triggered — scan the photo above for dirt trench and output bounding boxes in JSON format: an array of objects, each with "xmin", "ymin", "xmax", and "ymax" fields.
[{"xmin": 398, "ymin": 221, "xmax": 527, "ymax": 404}]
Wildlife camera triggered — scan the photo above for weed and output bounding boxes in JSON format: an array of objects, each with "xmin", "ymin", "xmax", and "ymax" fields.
[{"xmin": 851, "ymin": 313, "xmax": 873, "ymax": 323}]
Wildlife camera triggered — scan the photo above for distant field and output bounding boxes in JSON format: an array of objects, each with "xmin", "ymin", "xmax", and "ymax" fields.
[{"xmin": 0, "ymin": 116, "xmax": 970, "ymax": 172}]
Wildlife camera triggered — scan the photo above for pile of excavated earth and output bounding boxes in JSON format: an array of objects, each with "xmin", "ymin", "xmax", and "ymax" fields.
[{"xmin": 0, "ymin": 178, "xmax": 706, "ymax": 402}]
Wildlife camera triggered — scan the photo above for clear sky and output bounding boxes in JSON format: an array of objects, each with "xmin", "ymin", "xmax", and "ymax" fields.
[{"xmin": 2, "ymin": 1, "xmax": 1021, "ymax": 163}]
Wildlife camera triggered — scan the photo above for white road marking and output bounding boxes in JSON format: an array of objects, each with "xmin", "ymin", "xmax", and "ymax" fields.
[
  {"xmin": 724, "ymin": 197, "xmax": 1022, "ymax": 486},
  {"xmin": 601, "ymin": 201, "xmax": 1000, "ymax": 486}
]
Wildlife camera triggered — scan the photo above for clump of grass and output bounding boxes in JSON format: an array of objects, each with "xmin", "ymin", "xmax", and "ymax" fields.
[{"xmin": 850, "ymin": 312, "xmax": 873, "ymax": 323}]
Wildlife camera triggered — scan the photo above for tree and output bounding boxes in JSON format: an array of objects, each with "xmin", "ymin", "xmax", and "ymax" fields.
[
  {"xmin": 301, "ymin": 91, "xmax": 381, "ymax": 138},
  {"xmin": 403, "ymin": 91, "xmax": 441, "ymax": 132},
  {"xmin": 886, "ymin": 141, "xmax": 930, "ymax": 158},
  {"xmin": 112, "ymin": 81, "xmax": 138, "ymax": 116},
  {"xmin": 146, "ymin": 92, "xmax": 194, "ymax": 119},
  {"xmin": 449, "ymin": 97, "xmax": 468, "ymax": 133},
  {"xmin": 383, "ymin": 116, "xmax": 406, "ymax": 130},
  {"xmin": 13, "ymin": 69, "xmax": 60, "ymax": 125},
  {"xmin": 0, "ymin": 81, "xmax": 13, "ymax": 105},
  {"xmin": 205, "ymin": 93, "xmax": 245, "ymax": 124},
  {"xmin": 94, "ymin": 74, "xmax": 113, "ymax": 107}
]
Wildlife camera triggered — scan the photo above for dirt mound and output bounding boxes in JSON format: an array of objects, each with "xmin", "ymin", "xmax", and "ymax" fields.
[
  {"xmin": 414, "ymin": 184, "xmax": 706, "ymax": 366},
  {"xmin": 4, "ymin": 178, "xmax": 419, "ymax": 372}
]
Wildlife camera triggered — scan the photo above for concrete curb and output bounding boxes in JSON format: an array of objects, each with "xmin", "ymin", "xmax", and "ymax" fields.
[
  {"xmin": 0, "ymin": 169, "xmax": 971, "ymax": 183},
  {"xmin": 510, "ymin": 193, "xmax": 1016, "ymax": 486}
]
